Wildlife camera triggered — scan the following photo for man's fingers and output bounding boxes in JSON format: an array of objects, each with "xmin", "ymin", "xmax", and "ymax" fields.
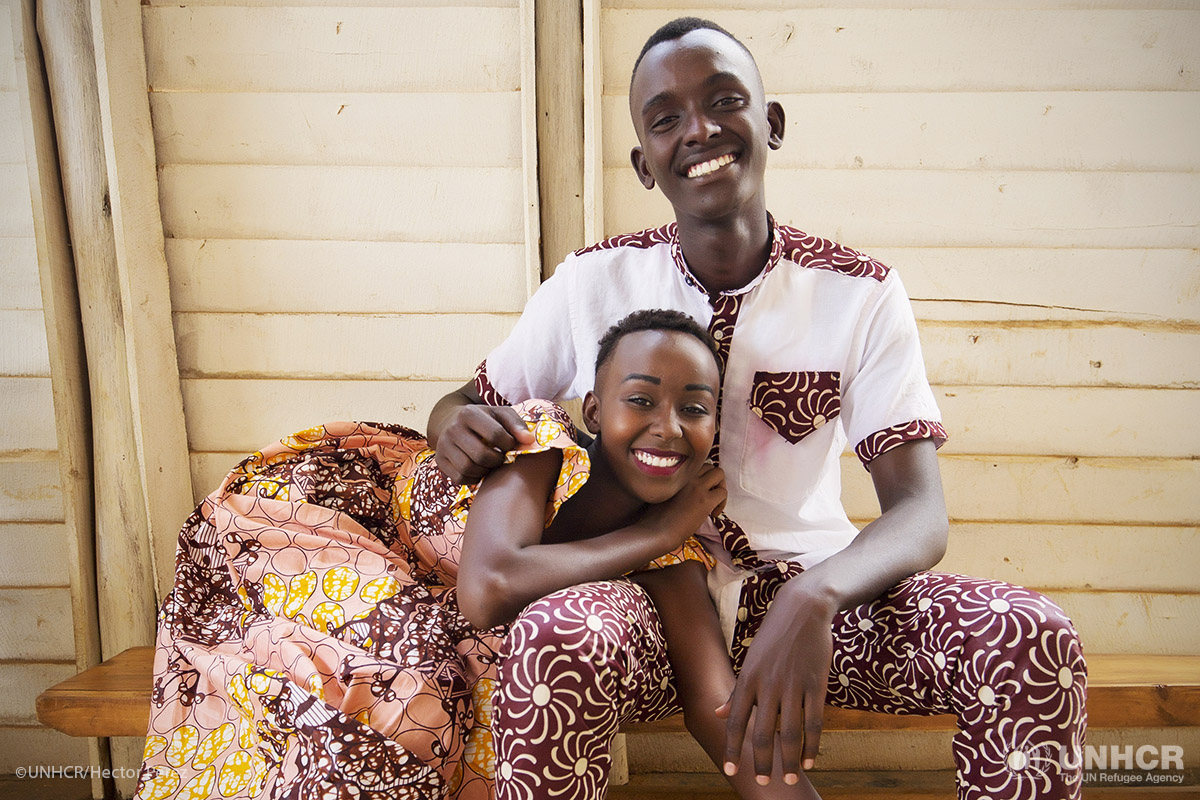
[
  {"xmin": 778, "ymin": 689, "xmax": 803, "ymax": 784},
  {"xmin": 721, "ymin": 689, "xmax": 754, "ymax": 776},
  {"xmin": 801, "ymin": 691, "xmax": 824, "ymax": 771},
  {"xmin": 751, "ymin": 701, "xmax": 778, "ymax": 782},
  {"xmin": 494, "ymin": 407, "xmax": 536, "ymax": 444}
]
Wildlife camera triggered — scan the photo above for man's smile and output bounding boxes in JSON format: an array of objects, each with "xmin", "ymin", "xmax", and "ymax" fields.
[{"xmin": 685, "ymin": 152, "xmax": 738, "ymax": 178}]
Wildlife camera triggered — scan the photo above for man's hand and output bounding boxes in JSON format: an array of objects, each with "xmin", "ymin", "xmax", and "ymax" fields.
[
  {"xmin": 715, "ymin": 581, "xmax": 835, "ymax": 786},
  {"xmin": 433, "ymin": 404, "xmax": 534, "ymax": 484}
]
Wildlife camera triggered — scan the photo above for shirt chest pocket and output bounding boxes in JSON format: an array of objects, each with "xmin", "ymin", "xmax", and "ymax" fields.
[{"xmin": 739, "ymin": 371, "xmax": 842, "ymax": 503}]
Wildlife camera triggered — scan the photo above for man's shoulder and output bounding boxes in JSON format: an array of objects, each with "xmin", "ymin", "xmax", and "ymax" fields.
[
  {"xmin": 572, "ymin": 223, "xmax": 676, "ymax": 259},
  {"xmin": 773, "ymin": 221, "xmax": 891, "ymax": 283}
]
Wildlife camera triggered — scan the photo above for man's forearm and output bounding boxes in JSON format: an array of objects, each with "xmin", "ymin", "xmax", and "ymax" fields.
[{"xmin": 784, "ymin": 439, "xmax": 948, "ymax": 613}]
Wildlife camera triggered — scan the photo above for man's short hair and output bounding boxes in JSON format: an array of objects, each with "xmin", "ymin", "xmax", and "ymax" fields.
[
  {"xmin": 630, "ymin": 17, "xmax": 756, "ymax": 87},
  {"xmin": 595, "ymin": 309, "xmax": 721, "ymax": 379}
]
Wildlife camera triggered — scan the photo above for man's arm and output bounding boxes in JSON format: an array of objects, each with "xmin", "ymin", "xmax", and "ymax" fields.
[
  {"xmin": 426, "ymin": 380, "xmax": 534, "ymax": 483},
  {"xmin": 719, "ymin": 438, "xmax": 948, "ymax": 784}
]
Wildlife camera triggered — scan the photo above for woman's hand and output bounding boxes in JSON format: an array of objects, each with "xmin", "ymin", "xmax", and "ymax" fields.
[
  {"xmin": 716, "ymin": 578, "xmax": 835, "ymax": 785},
  {"xmin": 639, "ymin": 463, "xmax": 727, "ymax": 548}
]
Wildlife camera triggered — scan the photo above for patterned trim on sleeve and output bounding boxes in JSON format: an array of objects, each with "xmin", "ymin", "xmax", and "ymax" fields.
[
  {"xmin": 776, "ymin": 223, "xmax": 890, "ymax": 282},
  {"xmin": 502, "ymin": 400, "xmax": 591, "ymax": 526},
  {"xmin": 473, "ymin": 360, "xmax": 511, "ymax": 407},
  {"xmin": 854, "ymin": 420, "xmax": 948, "ymax": 469}
]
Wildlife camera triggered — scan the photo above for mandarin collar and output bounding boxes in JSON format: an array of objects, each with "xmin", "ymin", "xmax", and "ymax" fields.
[{"xmin": 668, "ymin": 214, "xmax": 783, "ymax": 299}]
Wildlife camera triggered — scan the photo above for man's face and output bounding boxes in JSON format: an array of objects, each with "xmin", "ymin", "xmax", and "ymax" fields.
[{"xmin": 629, "ymin": 29, "xmax": 784, "ymax": 224}]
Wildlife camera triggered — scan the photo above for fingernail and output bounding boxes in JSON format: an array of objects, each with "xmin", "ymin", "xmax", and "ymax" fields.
[
  {"xmin": 723, "ymin": 762, "xmax": 737, "ymax": 776},
  {"xmin": 784, "ymin": 773, "xmax": 799, "ymax": 785},
  {"xmin": 803, "ymin": 758, "xmax": 815, "ymax": 771},
  {"xmin": 756, "ymin": 775, "xmax": 770, "ymax": 786}
]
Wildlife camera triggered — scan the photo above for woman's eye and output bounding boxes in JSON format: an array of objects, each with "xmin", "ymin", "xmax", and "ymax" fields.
[
  {"xmin": 626, "ymin": 396, "xmax": 652, "ymax": 407},
  {"xmin": 683, "ymin": 404, "xmax": 711, "ymax": 416}
]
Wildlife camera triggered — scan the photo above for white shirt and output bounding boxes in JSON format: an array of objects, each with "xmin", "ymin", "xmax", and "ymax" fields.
[{"xmin": 476, "ymin": 218, "xmax": 945, "ymax": 633}]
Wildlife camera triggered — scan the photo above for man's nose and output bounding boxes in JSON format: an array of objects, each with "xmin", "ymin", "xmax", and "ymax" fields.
[{"xmin": 684, "ymin": 111, "xmax": 720, "ymax": 145}]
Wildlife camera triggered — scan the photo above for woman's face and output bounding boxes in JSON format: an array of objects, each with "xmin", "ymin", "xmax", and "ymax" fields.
[{"xmin": 583, "ymin": 329, "xmax": 720, "ymax": 505}]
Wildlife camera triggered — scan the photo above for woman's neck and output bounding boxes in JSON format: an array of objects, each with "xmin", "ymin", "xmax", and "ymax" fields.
[{"xmin": 542, "ymin": 440, "xmax": 646, "ymax": 544}]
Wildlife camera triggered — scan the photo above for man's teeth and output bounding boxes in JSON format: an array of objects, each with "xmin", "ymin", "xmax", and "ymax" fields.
[
  {"xmin": 687, "ymin": 153, "xmax": 735, "ymax": 178},
  {"xmin": 635, "ymin": 451, "xmax": 683, "ymax": 468}
]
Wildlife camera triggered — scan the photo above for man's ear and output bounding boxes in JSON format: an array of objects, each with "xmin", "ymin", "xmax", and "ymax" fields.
[
  {"xmin": 766, "ymin": 100, "xmax": 785, "ymax": 150},
  {"xmin": 630, "ymin": 147, "xmax": 656, "ymax": 190},
  {"xmin": 581, "ymin": 390, "xmax": 602, "ymax": 435}
]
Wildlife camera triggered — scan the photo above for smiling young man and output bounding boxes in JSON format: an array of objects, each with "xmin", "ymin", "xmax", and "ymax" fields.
[{"xmin": 428, "ymin": 17, "xmax": 1086, "ymax": 800}]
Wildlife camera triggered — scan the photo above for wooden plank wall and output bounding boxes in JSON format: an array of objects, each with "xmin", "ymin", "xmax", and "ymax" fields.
[
  {"xmin": 0, "ymin": 0, "xmax": 88, "ymax": 769},
  {"xmin": 595, "ymin": 0, "xmax": 1200, "ymax": 661},
  {"xmin": 139, "ymin": 0, "xmax": 540, "ymax": 497}
]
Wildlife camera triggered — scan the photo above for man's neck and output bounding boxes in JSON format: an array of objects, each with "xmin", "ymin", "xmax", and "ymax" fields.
[{"xmin": 676, "ymin": 208, "xmax": 772, "ymax": 294}]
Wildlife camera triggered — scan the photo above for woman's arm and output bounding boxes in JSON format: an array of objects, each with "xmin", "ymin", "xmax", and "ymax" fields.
[{"xmin": 457, "ymin": 451, "xmax": 726, "ymax": 629}]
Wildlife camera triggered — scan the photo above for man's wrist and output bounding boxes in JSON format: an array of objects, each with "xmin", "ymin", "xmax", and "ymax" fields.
[{"xmin": 778, "ymin": 572, "xmax": 840, "ymax": 619}]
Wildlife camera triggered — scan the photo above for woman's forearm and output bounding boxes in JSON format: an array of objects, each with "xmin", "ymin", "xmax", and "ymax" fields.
[{"xmin": 461, "ymin": 518, "xmax": 674, "ymax": 629}]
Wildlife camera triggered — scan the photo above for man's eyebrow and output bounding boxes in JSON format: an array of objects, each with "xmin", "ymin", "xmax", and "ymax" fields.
[
  {"xmin": 640, "ymin": 91, "xmax": 673, "ymax": 116},
  {"xmin": 623, "ymin": 373, "xmax": 661, "ymax": 384},
  {"xmin": 705, "ymin": 70, "xmax": 747, "ymax": 89}
]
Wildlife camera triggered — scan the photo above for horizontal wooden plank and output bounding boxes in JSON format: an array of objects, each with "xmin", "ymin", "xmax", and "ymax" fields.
[
  {"xmin": 0, "ymin": 378, "xmax": 56, "ymax": 452},
  {"xmin": 0, "ymin": 310, "xmax": 49, "ymax": 377},
  {"xmin": 0, "ymin": 164, "xmax": 34, "ymax": 237},
  {"xmin": 0, "ymin": 588, "xmax": 74, "ymax": 660},
  {"xmin": 605, "ymin": 169, "xmax": 1200, "ymax": 249},
  {"xmin": 1051, "ymin": 591, "xmax": 1200, "ymax": 654},
  {"xmin": 603, "ymin": 92, "xmax": 1200, "ymax": 172},
  {"xmin": 934, "ymin": 524, "xmax": 1198, "ymax": 593},
  {"xmin": 918, "ymin": 323, "xmax": 1200, "ymax": 389},
  {"xmin": 160, "ymin": 165, "xmax": 526, "ymax": 243},
  {"xmin": 0, "ymin": 92, "xmax": 25, "ymax": 164},
  {"xmin": 178, "ymin": 381, "xmax": 1195, "ymax": 459},
  {"xmin": 602, "ymin": 9, "xmax": 1200, "ymax": 92},
  {"xmin": 0, "ymin": 523, "xmax": 70, "ymax": 587},
  {"xmin": 172, "ymin": 311, "xmax": 1200, "ymax": 388},
  {"xmin": 0, "ymin": 663, "xmax": 78, "ymax": 726},
  {"xmin": 180, "ymin": 378, "xmax": 456, "ymax": 451},
  {"xmin": 36, "ymin": 647, "xmax": 1200, "ymax": 741},
  {"xmin": 0, "ymin": 458, "xmax": 62, "ymax": 523},
  {"xmin": 933, "ymin": 386, "xmax": 1199, "ymax": 458},
  {"xmin": 0, "ymin": 237, "xmax": 40, "ymax": 310},
  {"xmin": 166, "ymin": 239, "xmax": 529, "ymax": 313},
  {"xmin": 841, "ymin": 454, "xmax": 1200, "ymax": 525},
  {"xmin": 0, "ymin": 727, "xmax": 89, "ymax": 771},
  {"xmin": 191, "ymin": 449, "xmax": 1200, "ymax": 527},
  {"xmin": 144, "ymin": 6, "xmax": 521, "ymax": 93},
  {"xmin": 173, "ymin": 312, "xmax": 518, "ymax": 380},
  {"xmin": 151, "ymin": 92, "xmax": 522, "ymax": 167}
]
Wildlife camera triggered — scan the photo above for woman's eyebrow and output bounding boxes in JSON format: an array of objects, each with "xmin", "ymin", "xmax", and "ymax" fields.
[
  {"xmin": 623, "ymin": 373, "xmax": 661, "ymax": 384},
  {"xmin": 686, "ymin": 383, "xmax": 717, "ymax": 396}
]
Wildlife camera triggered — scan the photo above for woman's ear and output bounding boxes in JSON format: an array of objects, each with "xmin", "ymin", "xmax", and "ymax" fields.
[{"xmin": 581, "ymin": 391, "xmax": 602, "ymax": 435}]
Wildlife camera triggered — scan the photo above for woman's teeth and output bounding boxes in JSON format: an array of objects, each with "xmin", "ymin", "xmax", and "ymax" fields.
[
  {"xmin": 634, "ymin": 451, "xmax": 683, "ymax": 468},
  {"xmin": 687, "ymin": 153, "xmax": 735, "ymax": 178}
]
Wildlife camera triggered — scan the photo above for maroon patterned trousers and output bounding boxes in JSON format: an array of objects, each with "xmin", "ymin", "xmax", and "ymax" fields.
[{"xmin": 493, "ymin": 572, "xmax": 1086, "ymax": 800}]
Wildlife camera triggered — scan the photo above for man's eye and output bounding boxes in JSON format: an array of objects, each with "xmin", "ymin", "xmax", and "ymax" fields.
[
  {"xmin": 715, "ymin": 96, "xmax": 743, "ymax": 108},
  {"xmin": 650, "ymin": 115, "xmax": 677, "ymax": 129}
]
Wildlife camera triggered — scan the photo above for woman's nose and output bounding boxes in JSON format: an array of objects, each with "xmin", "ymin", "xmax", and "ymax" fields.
[{"xmin": 651, "ymin": 409, "xmax": 683, "ymax": 440}]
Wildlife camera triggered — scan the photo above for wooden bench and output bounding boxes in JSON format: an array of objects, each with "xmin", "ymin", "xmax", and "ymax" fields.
[{"xmin": 37, "ymin": 648, "xmax": 1200, "ymax": 738}]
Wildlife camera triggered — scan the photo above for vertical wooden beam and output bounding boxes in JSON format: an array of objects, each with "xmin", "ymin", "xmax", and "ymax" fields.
[
  {"xmin": 534, "ymin": 0, "xmax": 584, "ymax": 278},
  {"xmin": 10, "ymin": 0, "xmax": 111, "ymax": 795},
  {"xmin": 520, "ymin": 0, "xmax": 543, "ymax": 293},
  {"xmin": 90, "ymin": 0, "xmax": 192, "ymax": 602},
  {"xmin": 36, "ymin": 0, "xmax": 157, "ymax": 662},
  {"xmin": 582, "ymin": 0, "xmax": 603, "ymax": 243}
]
